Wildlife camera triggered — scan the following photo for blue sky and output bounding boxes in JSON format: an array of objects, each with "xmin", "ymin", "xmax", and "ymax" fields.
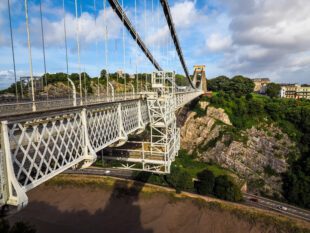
[{"xmin": 1, "ymin": 0, "xmax": 310, "ymax": 90}]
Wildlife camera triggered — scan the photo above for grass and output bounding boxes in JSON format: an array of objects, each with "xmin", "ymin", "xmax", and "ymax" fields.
[
  {"xmin": 252, "ymin": 93, "xmax": 269, "ymax": 101},
  {"xmin": 174, "ymin": 150, "xmax": 233, "ymax": 179}
]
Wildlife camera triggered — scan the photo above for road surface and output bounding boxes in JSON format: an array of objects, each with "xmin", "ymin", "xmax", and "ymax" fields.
[
  {"xmin": 243, "ymin": 193, "xmax": 310, "ymax": 222},
  {"xmin": 65, "ymin": 167, "xmax": 310, "ymax": 222}
]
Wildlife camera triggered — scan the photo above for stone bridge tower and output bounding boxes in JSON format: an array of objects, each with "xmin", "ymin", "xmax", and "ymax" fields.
[{"xmin": 192, "ymin": 65, "xmax": 207, "ymax": 93}]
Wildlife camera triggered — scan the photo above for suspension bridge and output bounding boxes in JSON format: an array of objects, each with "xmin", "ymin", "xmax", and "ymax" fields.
[{"xmin": 0, "ymin": 0, "xmax": 207, "ymax": 211}]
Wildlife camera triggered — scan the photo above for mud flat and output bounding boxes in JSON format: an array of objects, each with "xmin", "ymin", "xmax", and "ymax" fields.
[{"xmin": 8, "ymin": 175, "xmax": 310, "ymax": 233}]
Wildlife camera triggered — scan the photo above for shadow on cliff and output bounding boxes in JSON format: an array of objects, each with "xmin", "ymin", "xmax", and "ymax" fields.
[{"xmin": 10, "ymin": 174, "xmax": 153, "ymax": 233}]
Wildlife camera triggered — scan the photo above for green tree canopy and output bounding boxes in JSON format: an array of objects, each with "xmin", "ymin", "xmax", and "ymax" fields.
[
  {"xmin": 100, "ymin": 69, "xmax": 107, "ymax": 79},
  {"xmin": 196, "ymin": 169, "xmax": 215, "ymax": 195},
  {"xmin": 282, "ymin": 153, "xmax": 310, "ymax": 209},
  {"xmin": 229, "ymin": 75, "xmax": 255, "ymax": 97},
  {"xmin": 214, "ymin": 175, "xmax": 242, "ymax": 202},
  {"xmin": 208, "ymin": 75, "xmax": 254, "ymax": 97},
  {"xmin": 266, "ymin": 83, "xmax": 281, "ymax": 98},
  {"xmin": 166, "ymin": 166, "xmax": 193, "ymax": 193},
  {"xmin": 208, "ymin": 76, "xmax": 230, "ymax": 92}
]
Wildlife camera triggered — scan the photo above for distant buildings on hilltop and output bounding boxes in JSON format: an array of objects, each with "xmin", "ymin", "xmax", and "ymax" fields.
[
  {"xmin": 252, "ymin": 78, "xmax": 310, "ymax": 99},
  {"xmin": 252, "ymin": 78, "xmax": 270, "ymax": 94},
  {"xmin": 280, "ymin": 84, "xmax": 310, "ymax": 100}
]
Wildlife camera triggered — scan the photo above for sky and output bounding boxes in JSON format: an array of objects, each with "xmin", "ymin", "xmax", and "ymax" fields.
[{"xmin": 0, "ymin": 0, "xmax": 310, "ymax": 90}]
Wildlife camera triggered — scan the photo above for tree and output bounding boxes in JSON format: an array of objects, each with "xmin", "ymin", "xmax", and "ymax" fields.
[
  {"xmin": 248, "ymin": 98, "xmax": 264, "ymax": 115},
  {"xmin": 266, "ymin": 83, "xmax": 281, "ymax": 98},
  {"xmin": 229, "ymin": 76, "xmax": 255, "ymax": 97},
  {"xmin": 214, "ymin": 175, "xmax": 242, "ymax": 202},
  {"xmin": 196, "ymin": 169, "xmax": 215, "ymax": 195},
  {"xmin": 166, "ymin": 166, "xmax": 193, "ymax": 193},
  {"xmin": 175, "ymin": 74, "xmax": 189, "ymax": 86},
  {"xmin": 208, "ymin": 76, "xmax": 230, "ymax": 92},
  {"xmin": 283, "ymin": 154, "xmax": 310, "ymax": 208},
  {"xmin": 100, "ymin": 69, "xmax": 107, "ymax": 79}
]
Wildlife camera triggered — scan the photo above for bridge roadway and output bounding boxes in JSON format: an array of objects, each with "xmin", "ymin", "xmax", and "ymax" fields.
[
  {"xmin": 0, "ymin": 91, "xmax": 199, "ymax": 118},
  {"xmin": 0, "ymin": 93, "xmax": 142, "ymax": 118},
  {"xmin": 0, "ymin": 90, "xmax": 202, "ymax": 209},
  {"xmin": 67, "ymin": 167, "xmax": 310, "ymax": 222}
]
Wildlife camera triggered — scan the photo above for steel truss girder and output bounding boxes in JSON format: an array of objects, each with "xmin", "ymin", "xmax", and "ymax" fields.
[
  {"xmin": 0, "ymin": 100, "xmax": 148, "ymax": 209},
  {"xmin": 100, "ymin": 73, "xmax": 202, "ymax": 173},
  {"xmin": 0, "ymin": 90, "xmax": 201, "ymax": 208},
  {"xmin": 147, "ymin": 71, "xmax": 179, "ymax": 173}
]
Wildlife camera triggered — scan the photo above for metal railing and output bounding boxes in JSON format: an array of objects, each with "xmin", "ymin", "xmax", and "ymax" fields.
[{"xmin": 0, "ymin": 93, "xmax": 144, "ymax": 117}]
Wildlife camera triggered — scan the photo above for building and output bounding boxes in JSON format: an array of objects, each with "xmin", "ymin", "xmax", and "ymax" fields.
[
  {"xmin": 280, "ymin": 84, "xmax": 310, "ymax": 99},
  {"xmin": 296, "ymin": 85, "xmax": 310, "ymax": 99},
  {"xmin": 252, "ymin": 78, "xmax": 270, "ymax": 94}
]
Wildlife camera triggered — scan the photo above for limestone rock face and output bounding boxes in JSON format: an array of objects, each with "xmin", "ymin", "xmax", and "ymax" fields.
[
  {"xmin": 179, "ymin": 100, "xmax": 297, "ymax": 196},
  {"xmin": 206, "ymin": 106, "xmax": 232, "ymax": 126},
  {"xmin": 180, "ymin": 101, "xmax": 230, "ymax": 153}
]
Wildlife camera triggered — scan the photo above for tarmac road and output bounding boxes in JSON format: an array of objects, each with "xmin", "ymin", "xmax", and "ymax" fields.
[
  {"xmin": 65, "ymin": 167, "xmax": 310, "ymax": 222},
  {"xmin": 243, "ymin": 193, "xmax": 310, "ymax": 222}
]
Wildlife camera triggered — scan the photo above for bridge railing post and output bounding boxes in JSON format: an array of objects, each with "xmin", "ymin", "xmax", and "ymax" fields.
[
  {"xmin": 137, "ymin": 100, "xmax": 145, "ymax": 130},
  {"xmin": 108, "ymin": 82, "xmax": 115, "ymax": 102},
  {"xmin": 0, "ymin": 121, "xmax": 28, "ymax": 210},
  {"xmin": 67, "ymin": 78, "xmax": 77, "ymax": 107},
  {"xmin": 80, "ymin": 109, "xmax": 97, "ymax": 168},
  {"xmin": 117, "ymin": 103, "xmax": 126, "ymax": 140}
]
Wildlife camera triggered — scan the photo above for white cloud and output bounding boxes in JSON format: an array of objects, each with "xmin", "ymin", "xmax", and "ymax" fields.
[
  {"xmin": 206, "ymin": 33, "xmax": 232, "ymax": 52},
  {"xmin": 209, "ymin": 0, "xmax": 310, "ymax": 82},
  {"xmin": 145, "ymin": 1, "xmax": 206, "ymax": 47},
  {"xmin": 0, "ymin": 70, "xmax": 30, "ymax": 90},
  {"xmin": 25, "ymin": 7, "xmax": 123, "ymax": 48},
  {"xmin": 171, "ymin": 1, "xmax": 201, "ymax": 27}
]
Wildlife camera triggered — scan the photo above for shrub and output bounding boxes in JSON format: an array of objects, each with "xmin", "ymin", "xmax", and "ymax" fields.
[
  {"xmin": 214, "ymin": 175, "xmax": 243, "ymax": 202},
  {"xmin": 166, "ymin": 166, "xmax": 193, "ymax": 193},
  {"xmin": 196, "ymin": 169, "xmax": 215, "ymax": 195}
]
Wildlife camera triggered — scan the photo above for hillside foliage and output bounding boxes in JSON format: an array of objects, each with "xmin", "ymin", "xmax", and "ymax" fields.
[{"xmin": 207, "ymin": 76, "xmax": 310, "ymax": 209}]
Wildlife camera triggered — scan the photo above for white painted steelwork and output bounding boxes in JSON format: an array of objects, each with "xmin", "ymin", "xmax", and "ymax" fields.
[
  {"xmin": 0, "ymin": 88, "xmax": 201, "ymax": 209},
  {"xmin": 101, "ymin": 72, "xmax": 190, "ymax": 173}
]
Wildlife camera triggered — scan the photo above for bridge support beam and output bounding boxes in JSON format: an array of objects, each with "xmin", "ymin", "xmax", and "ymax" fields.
[{"xmin": 102, "ymin": 72, "xmax": 181, "ymax": 173}]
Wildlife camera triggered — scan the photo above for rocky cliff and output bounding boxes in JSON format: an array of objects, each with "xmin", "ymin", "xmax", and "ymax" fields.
[{"xmin": 180, "ymin": 100, "xmax": 298, "ymax": 197}]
